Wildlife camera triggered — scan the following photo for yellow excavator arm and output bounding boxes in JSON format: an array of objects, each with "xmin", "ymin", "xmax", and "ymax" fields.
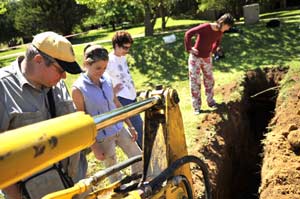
[
  {"xmin": 0, "ymin": 87, "xmax": 211, "ymax": 199},
  {"xmin": 0, "ymin": 112, "xmax": 95, "ymax": 189}
]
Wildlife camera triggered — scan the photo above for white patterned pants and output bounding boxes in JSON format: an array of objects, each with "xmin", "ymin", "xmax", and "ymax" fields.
[{"xmin": 188, "ymin": 53, "xmax": 215, "ymax": 110}]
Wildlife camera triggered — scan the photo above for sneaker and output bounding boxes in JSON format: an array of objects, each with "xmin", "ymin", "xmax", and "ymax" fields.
[
  {"xmin": 208, "ymin": 100, "xmax": 217, "ymax": 108},
  {"xmin": 194, "ymin": 109, "xmax": 201, "ymax": 115}
]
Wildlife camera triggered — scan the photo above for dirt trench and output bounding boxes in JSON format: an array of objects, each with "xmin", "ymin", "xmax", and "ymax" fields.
[{"xmin": 190, "ymin": 66, "xmax": 289, "ymax": 199}]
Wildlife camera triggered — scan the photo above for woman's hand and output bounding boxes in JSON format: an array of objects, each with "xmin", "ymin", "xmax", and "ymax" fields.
[
  {"xmin": 128, "ymin": 127, "xmax": 138, "ymax": 141},
  {"xmin": 189, "ymin": 47, "xmax": 199, "ymax": 56},
  {"xmin": 113, "ymin": 83, "xmax": 124, "ymax": 94},
  {"xmin": 91, "ymin": 143, "xmax": 105, "ymax": 160}
]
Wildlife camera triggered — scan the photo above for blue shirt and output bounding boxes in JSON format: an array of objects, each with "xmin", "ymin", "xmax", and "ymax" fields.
[{"xmin": 73, "ymin": 72, "xmax": 123, "ymax": 141}]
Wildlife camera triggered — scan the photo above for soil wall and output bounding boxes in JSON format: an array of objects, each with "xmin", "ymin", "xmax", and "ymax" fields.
[
  {"xmin": 191, "ymin": 67, "xmax": 288, "ymax": 199},
  {"xmin": 259, "ymin": 68, "xmax": 300, "ymax": 199}
]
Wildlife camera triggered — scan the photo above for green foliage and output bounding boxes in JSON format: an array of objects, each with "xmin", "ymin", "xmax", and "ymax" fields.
[
  {"xmin": 0, "ymin": 0, "xmax": 7, "ymax": 15},
  {"xmin": 134, "ymin": 0, "xmax": 180, "ymax": 35},
  {"xmin": 77, "ymin": 0, "xmax": 144, "ymax": 30},
  {"xmin": 13, "ymin": 0, "xmax": 92, "ymax": 37},
  {"xmin": 0, "ymin": 0, "xmax": 198, "ymax": 43},
  {"xmin": 0, "ymin": 1, "xmax": 21, "ymax": 43},
  {"xmin": 196, "ymin": 0, "xmax": 246, "ymax": 19},
  {"xmin": 170, "ymin": 0, "xmax": 199, "ymax": 18},
  {"xmin": 76, "ymin": 0, "xmax": 179, "ymax": 36},
  {"xmin": 197, "ymin": 0, "xmax": 224, "ymax": 11}
]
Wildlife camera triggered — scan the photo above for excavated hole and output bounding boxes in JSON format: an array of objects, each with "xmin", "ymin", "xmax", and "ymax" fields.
[
  {"xmin": 192, "ymin": 67, "xmax": 290, "ymax": 199},
  {"xmin": 228, "ymin": 67, "xmax": 288, "ymax": 199}
]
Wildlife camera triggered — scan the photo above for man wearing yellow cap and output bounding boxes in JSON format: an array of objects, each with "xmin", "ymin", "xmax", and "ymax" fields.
[{"xmin": 0, "ymin": 32, "xmax": 86, "ymax": 199}]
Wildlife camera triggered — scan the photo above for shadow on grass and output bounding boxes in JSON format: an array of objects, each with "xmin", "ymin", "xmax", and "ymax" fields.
[
  {"xmin": 260, "ymin": 8, "xmax": 300, "ymax": 19},
  {"xmin": 217, "ymin": 22, "xmax": 300, "ymax": 72},
  {"xmin": 130, "ymin": 32, "xmax": 189, "ymax": 86},
  {"xmin": 155, "ymin": 23, "xmax": 201, "ymax": 32},
  {"xmin": 129, "ymin": 19, "xmax": 300, "ymax": 86},
  {"xmin": 69, "ymin": 31, "xmax": 110, "ymax": 44},
  {"xmin": 1, "ymin": 11, "xmax": 299, "ymax": 77}
]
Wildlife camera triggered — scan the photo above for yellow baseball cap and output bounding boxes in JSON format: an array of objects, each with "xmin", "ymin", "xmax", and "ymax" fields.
[{"xmin": 32, "ymin": 31, "xmax": 82, "ymax": 74}]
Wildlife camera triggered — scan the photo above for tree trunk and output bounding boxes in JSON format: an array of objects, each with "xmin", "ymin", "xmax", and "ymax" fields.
[
  {"xmin": 160, "ymin": 3, "xmax": 166, "ymax": 31},
  {"xmin": 144, "ymin": 3, "xmax": 154, "ymax": 36},
  {"xmin": 110, "ymin": 21, "xmax": 116, "ymax": 31},
  {"xmin": 280, "ymin": 0, "xmax": 287, "ymax": 9},
  {"xmin": 236, "ymin": 0, "xmax": 246, "ymax": 21}
]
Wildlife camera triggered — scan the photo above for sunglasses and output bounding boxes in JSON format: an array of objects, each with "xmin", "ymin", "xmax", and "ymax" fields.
[
  {"xmin": 121, "ymin": 45, "xmax": 131, "ymax": 51},
  {"xmin": 52, "ymin": 62, "xmax": 65, "ymax": 74}
]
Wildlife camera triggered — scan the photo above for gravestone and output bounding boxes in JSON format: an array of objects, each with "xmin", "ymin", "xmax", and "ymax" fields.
[{"xmin": 243, "ymin": 4, "xmax": 260, "ymax": 24}]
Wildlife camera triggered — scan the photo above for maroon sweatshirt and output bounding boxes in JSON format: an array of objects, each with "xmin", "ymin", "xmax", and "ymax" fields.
[{"xmin": 184, "ymin": 23, "xmax": 223, "ymax": 58}]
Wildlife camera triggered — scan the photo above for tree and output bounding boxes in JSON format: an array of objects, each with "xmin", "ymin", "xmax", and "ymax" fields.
[
  {"xmin": 197, "ymin": 0, "xmax": 248, "ymax": 20},
  {"xmin": 0, "ymin": 0, "xmax": 8, "ymax": 15},
  {"xmin": 77, "ymin": 0, "xmax": 176, "ymax": 36},
  {"xmin": 142, "ymin": 0, "xmax": 156, "ymax": 36},
  {"xmin": 77, "ymin": 0, "xmax": 144, "ymax": 31},
  {"xmin": 159, "ymin": 0, "xmax": 175, "ymax": 31},
  {"xmin": 14, "ymin": 0, "xmax": 91, "ymax": 39},
  {"xmin": 259, "ymin": 0, "xmax": 288, "ymax": 11},
  {"xmin": 0, "ymin": 1, "xmax": 21, "ymax": 44},
  {"xmin": 140, "ymin": 0, "xmax": 176, "ymax": 36}
]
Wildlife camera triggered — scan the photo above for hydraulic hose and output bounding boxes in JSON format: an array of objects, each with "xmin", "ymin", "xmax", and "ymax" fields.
[
  {"xmin": 181, "ymin": 175, "xmax": 193, "ymax": 199},
  {"xmin": 92, "ymin": 155, "xmax": 142, "ymax": 184},
  {"xmin": 172, "ymin": 175, "xmax": 193, "ymax": 199},
  {"xmin": 142, "ymin": 155, "xmax": 211, "ymax": 199},
  {"xmin": 42, "ymin": 155, "xmax": 143, "ymax": 199}
]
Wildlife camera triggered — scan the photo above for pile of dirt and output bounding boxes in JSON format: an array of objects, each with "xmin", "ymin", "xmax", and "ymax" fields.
[
  {"xmin": 189, "ymin": 66, "xmax": 299, "ymax": 199},
  {"xmin": 259, "ymin": 74, "xmax": 300, "ymax": 199}
]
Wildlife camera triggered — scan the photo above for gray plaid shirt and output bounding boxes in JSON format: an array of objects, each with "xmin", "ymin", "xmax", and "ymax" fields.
[
  {"xmin": 0, "ymin": 56, "xmax": 87, "ymax": 183},
  {"xmin": 0, "ymin": 56, "xmax": 75, "ymax": 132}
]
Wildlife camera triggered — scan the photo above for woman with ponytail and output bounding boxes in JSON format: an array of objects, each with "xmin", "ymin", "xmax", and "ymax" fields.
[{"xmin": 184, "ymin": 13, "xmax": 234, "ymax": 115}]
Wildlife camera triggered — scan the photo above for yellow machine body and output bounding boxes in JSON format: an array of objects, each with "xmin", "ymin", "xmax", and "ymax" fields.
[
  {"xmin": 164, "ymin": 89, "xmax": 193, "ymax": 190},
  {"xmin": 0, "ymin": 87, "xmax": 207, "ymax": 199},
  {"xmin": 0, "ymin": 112, "xmax": 96, "ymax": 189},
  {"xmin": 148, "ymin": 183, "xmax": 187, "ymax": 199}
]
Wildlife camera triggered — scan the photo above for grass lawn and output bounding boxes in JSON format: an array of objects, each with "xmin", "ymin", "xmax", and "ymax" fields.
[
  {"xmin": 0, "ymin": 17, "xmax": 205, "ymax": 67},
  {"xmin": 0, "ymin": 8, "xmax": 299, "ymax": 194},
  {"xmin": 69, "ymin": 8, "xmax": 300, "ymax": 185}
]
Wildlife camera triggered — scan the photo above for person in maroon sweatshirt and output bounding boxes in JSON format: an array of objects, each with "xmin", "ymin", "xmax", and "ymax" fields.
[{"xmin": 184, "ymin": 13, "xmax": 234, "ymax": 115}]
